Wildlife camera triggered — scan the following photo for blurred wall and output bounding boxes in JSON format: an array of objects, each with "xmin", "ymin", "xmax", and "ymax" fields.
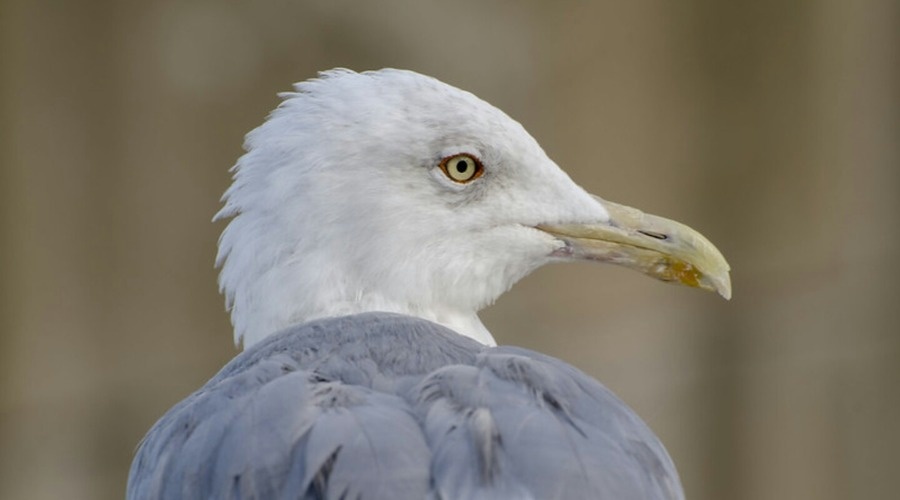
[{"xmin": 1, "ymin": 1, "xmax": 898, "ymax": 499}]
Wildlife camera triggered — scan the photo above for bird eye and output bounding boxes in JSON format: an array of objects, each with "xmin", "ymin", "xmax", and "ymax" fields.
[{"xmin": 440, "ymin": 154, "xmax": 483, "ymax": 183}]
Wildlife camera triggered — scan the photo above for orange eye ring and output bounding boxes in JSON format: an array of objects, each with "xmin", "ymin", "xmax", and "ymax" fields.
[{"xmin": 439, "ymin": 153, "xmax": 484, "ymax": 183}]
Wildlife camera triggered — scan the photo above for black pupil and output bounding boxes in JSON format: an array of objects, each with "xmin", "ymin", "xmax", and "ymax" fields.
[{"xmin": 455, "ymin": 159, "xmax": 469, "ymax": 173}]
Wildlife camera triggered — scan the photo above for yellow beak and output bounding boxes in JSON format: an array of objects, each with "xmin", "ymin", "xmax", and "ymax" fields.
[{"xmin": 538, "ymin": 196, "xmax": 732, "ymax": 299}]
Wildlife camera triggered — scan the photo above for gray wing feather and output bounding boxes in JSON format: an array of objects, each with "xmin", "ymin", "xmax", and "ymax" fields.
[
  {"xmin": 129, "ymin": 353, "xmax": 432, "ymax": 499},
  {"xmin": 128, "ymin": 313, "xmax": 683, "ymax": 500},
  {"xmin": 412, "ymin": 348, "xmax": 682, "ymax": 500}
]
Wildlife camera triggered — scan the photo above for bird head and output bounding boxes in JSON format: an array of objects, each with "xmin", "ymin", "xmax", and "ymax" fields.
[{"xmin": 215, "ymin": 69, "xmax": 730, "ymax": 348}]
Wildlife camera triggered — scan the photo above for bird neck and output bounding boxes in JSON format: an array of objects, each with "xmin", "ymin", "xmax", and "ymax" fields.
[
  {"xmin": 287, "ymin": 278, "xmax": 500, "ymax": 347},
  {"xmin": 407, "ymin": 310, "xmax": 497, "ymax": 346},
  {"xmin": 223, "ymin": 251, "xmax": 500, "ymax": 348}
]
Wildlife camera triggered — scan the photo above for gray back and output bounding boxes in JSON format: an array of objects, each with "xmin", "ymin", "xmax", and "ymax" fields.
[{"xmin": 128, "ymin": 312, "xmax": 683, "ymax": 500}]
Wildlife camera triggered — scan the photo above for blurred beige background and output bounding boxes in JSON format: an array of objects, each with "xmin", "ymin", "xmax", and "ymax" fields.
[{"xmin": 2, "ymin": 1, "xmax": 898, "ymax": 499}]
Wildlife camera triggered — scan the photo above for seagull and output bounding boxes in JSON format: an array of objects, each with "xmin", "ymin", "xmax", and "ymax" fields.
[{"xmin": 127, "ymin": 68, "xmax": 730, "ymax": 500}]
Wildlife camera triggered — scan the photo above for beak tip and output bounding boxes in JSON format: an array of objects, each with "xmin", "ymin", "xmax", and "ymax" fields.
[{"xmin": 711, "ymin": 273, "xmax": 732, "ymax": 300}]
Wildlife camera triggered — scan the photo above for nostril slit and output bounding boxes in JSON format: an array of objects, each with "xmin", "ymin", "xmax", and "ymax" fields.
[{"xmin": 638, "ymin": 230, "xmax": 669, "ymax": 241}]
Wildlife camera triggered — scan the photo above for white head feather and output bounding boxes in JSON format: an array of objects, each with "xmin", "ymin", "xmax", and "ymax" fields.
[{"xmin": 215, "ymin": 69, "xmax": 608, "ymax": 348}]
